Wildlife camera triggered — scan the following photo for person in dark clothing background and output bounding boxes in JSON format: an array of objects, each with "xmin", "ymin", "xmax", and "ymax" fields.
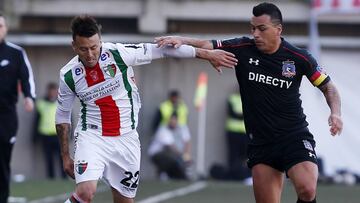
[
  {"xmin": 34, "ymin": 82, "xmax": 66, "ymax": 179},
  {"xmin": 0, "ymin": 13, "xmax": 36, "ymax": 203}
]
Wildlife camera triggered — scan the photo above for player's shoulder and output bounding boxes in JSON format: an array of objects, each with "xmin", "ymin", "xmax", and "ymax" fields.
[
  {"xmin": 4, "ymin": 41, "xmax": 25, "ymax": 54},
  {"xmin": 214, "ymin": 36, "xmax": 254, "ymax": 48},
  {"xmin": 282, "ymin": 39, "xmax": 314, "ymax": 62},
  {"xmin": 103, "ymin": 42, "xmax": 149, "ymax": 57},
  {"xmin": 59, "ymin": 56, "xmax": 81, "ymax": 77},
  {"xmin": 102, "ymin": 42, "xmax": 117, "ymax": 50}
]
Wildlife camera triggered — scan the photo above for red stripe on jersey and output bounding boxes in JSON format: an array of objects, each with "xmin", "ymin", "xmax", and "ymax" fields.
[
  {"xmin": 310, "ymin": 71, "xmax": 321, "ymax": 82},
  {"xmin": 95, "ymin": 96, "xmax": 121, "ymax": 136},
  {"xmin": 283, "ymin": 47, "xmax": 311, "ymax": 64},
  {"xmin": 85, "ymin": 63, "xmax": 105, "ymax": 87},
  {"xmin": 220, "ymin": 43, "xmax": 252, "ymax": 48}
]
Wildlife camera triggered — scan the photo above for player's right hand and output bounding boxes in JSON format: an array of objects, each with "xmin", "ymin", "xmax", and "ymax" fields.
[
  {"xmin": 328, "ymin": 114, "xmax": 343, "ymax": 136},
  {"xmin": 63, "ymin": 156, "xmax": 75, "ymax": 179},
  {"xmin": 24, "ymin": 97, "xmax": 34, "ymax": 112},
  {"xmin": 199, "ymin": 49, "xmax": 238, "ymax": 73},
  {"xmin": 155, "ymin": 36, "xmax": 183, "ymax": 48}
]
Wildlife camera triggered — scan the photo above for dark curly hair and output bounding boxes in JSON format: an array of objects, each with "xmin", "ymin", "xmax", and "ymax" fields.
[{"xmin": 70, "ymin": 15, "xmax": 102, "ymax": 40}]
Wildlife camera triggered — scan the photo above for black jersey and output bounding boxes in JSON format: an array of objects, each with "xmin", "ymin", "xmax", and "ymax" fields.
[
  {"xmin": 212, "ymin": 37, "xmax": 330, "ymax": 145},
  {"xmin": 0, "ymin": 41, "xmax": 35, "ymax": 113}
]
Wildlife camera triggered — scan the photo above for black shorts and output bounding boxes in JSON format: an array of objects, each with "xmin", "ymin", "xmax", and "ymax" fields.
[{"xmin": 247, "ymin": 138, "xmax": 318, "ymax": 173}]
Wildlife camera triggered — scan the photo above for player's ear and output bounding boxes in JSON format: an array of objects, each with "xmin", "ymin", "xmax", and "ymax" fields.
[
  {"xmin": 71, "ymin": 41, "xmax": 76, "ymax": 51},
  {"xmin": 276, "ymin": 24, "xmax": 282, "ymax": 36}
]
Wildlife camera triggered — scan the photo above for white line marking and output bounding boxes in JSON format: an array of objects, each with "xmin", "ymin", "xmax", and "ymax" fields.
[{"xmin": 138, "ymin": 181, "xmax": 207, "ymax": 203}]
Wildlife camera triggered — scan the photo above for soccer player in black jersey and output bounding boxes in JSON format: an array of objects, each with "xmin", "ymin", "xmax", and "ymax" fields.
[{"xmin": 156, "ymin": 2, "xmax": 343, "ymax": 203}]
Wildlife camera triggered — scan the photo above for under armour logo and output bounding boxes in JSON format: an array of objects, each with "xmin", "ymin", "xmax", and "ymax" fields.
[
  {"xmin": 249, "ymin": 58, "xmax": 259, "ymax": 66},
  {"xmin": 309, "ymin": 152, "xmax": 316, "ymax": 158}
]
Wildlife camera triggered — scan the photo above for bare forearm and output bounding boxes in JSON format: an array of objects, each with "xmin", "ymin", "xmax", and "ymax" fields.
[
  {"xmin": 195, "ymin": 48, "xmax": 211, "ymax": 60},
  {"xmin": 184, "ymin": 141, "xmax": 191, "ymax": 156},
  {"xmin": 181, "ymin": 37, "xmax": 213, "ymax": 49},
  {"xmin": 320, "ymin": 81, "xmax": 341, "ymax": 116},
  {"xmin": 56, "ymin": 123, "xmax": 71, "ymax": 158},
  {"xmin": 155, "ymin": 36, "xmax": 213, "ymax": 49}
]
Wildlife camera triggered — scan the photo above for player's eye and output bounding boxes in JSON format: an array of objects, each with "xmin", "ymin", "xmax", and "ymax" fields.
[{"xmin": 259, "ymin": 26, "xmax": 267, "ymax": 31}]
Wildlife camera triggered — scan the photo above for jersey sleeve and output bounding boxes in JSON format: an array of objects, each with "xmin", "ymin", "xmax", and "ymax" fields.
[
  {"xmin": 115, "ymin": 43, "xmax": 153, "ymax": 66},
  {"xmin": 211, "ymin": 37, "xmax": 252, "ymax": 53},
  {"xmin": 18, "ymin": 48, "xmax": 36, "ymax": 99},
  {"xmin": 303, "ymin": 52, "xmax": 330, "ymax": 87},
  {"xmin": 55, "ymin": 70, "xmax": 76, "ymax": 124},
  {"xmin": 115, "ymin": 43, "xmax": 195, "ymax": 67}
]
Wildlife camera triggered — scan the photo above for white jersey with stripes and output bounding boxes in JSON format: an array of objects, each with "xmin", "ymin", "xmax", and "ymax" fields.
[{"xmin": 57, "ymin": 42, "xmax": 153, "ymax": 136}]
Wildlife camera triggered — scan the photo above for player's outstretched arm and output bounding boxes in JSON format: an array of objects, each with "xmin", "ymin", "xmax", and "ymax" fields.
[
  {"xmin": 155, "ymin": 36, "xmax": 214, "ymax": 50},
  {"xmin": 56, "ymin": 123, "xmax": 75, "ymax": 179},
  {"xmin": 319, "ymin": 81, "xmax": 343, "ymax": 136},
  {"xmin": 149, "ymin": 44, "xmax": 237, "ymax": 72}
]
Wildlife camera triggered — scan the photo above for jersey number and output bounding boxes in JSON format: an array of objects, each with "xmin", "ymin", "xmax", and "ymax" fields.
[{"xmin": 120, "ymin": 171, "xmax": 139, "ymax": 188}]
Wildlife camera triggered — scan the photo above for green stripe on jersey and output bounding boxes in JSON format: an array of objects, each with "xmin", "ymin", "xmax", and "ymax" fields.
[
  {"xmin": 64, "ymin": 70, "xmax": 75, "ymax": 92},
  {"xmin": 80, "ymin": 100, "xmax": 87, "ymax": 131},
  {"xmin": 109, "ymin": 49, "xmax": 135, "ymax": 129}
]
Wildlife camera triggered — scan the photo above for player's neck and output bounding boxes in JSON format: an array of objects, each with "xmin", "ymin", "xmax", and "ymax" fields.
[{"xmin": 264, "ymin": 38, "xmax": 282, "ymax": 55}]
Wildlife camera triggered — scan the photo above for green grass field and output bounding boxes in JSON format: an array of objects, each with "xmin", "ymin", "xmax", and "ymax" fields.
[{"xmin": 10, "ymin": 179, "xmax": 360, "ymax": 203}]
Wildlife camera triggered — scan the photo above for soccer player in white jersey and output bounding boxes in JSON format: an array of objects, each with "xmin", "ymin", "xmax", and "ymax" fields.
[{"xmin": 55, "ymin": 15, "xmax": 237, "ymax": 203}]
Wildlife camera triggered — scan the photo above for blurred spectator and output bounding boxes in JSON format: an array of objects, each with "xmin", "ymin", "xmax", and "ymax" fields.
[
  {"xmin": 152, "ymin": 90, "xmax": 189, "ymax": 132},
  {"xmin": 148, "ymin": 114, "xmax": 192, "ymax": 180},
  {"xmin": 0, "ymin": 13, "xmax": 35, "ymax": 202},
  {"xmin": 33, "ymin": 82, "xmax": 66, "ymax": 179},
  {"xmin": 225, "ymin": 92, "xmax": 251, "ymax": 180}
]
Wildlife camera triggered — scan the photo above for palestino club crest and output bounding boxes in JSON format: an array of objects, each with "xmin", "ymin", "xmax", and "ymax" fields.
[
  {"xmin": 282, "ymin": 60, "xmax": 296, "ymax": 78},
  {"xmin": 103, "ymin": 64, "xmax": 117, "ymax": 78},
  {"xmin": 75, "ymin": 160, "xmax": 88, "ymax": 175},
  {"xmin": 89, "ymin": 70, "xmax": 99, "ymax": 81}
]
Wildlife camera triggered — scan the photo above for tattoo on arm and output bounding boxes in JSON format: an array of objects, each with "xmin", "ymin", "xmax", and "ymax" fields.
[
  {"xmin": 56, "ymin": 123, "xmax": 71, "ymax": 158},
  {"xmin": 319, "ymin": 81, "xmax": 341, "ymax": 116}
]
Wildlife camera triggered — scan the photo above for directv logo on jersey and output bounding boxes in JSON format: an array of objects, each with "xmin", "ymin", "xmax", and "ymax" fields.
[{"xmin": 249, "ymin": 72, "xmax": 292, "ymax": 89}]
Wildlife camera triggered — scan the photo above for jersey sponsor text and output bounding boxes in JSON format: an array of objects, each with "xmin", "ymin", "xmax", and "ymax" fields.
[{"xmin": 248, "ymin": 72, "xmax": 292, "ymax": 89}]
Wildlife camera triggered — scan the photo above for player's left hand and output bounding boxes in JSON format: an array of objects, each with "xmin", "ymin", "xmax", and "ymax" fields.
[
  {"xmin": 328, "ymin": 114, "xmax": 343, "ymax": 136},
  {"xmin": 155, "ymin": 36, "xmax": 183, "ymax": 48},
  {"xmin": 24, "ymin": 97, "xmax": 34, "ymax": 112}
]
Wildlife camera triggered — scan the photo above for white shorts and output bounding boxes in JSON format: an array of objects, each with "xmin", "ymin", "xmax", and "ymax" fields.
[{"xmin": 73, "ymin": 129, "xmax": 141, "ymax": 198}]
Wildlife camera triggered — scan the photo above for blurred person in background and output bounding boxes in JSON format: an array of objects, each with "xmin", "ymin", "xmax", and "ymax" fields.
[
  {"xmin": 152, "ymin": 90, "xmax": 189, "ymax": 132},
  {"xmin": 225, "ymin": 91, "xmax": 251, "ymax": 181},
  {"xmin": 156, "ymin": 2, "xmax": 343, "ymax": 203},
  {"xmin": 34, "ymin": 82, "xmax": 66, "ymax": 180},
  {"xmin": 148, "ymin": 114, "xmax": 192, "ymax": 180},
  {"xmin": 0, "ymin": 13, "xmax": 35, "ymax": 203},
  {"xmin": 55, "ymin": 15, "xmax": 236, "ymax": 203}
]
